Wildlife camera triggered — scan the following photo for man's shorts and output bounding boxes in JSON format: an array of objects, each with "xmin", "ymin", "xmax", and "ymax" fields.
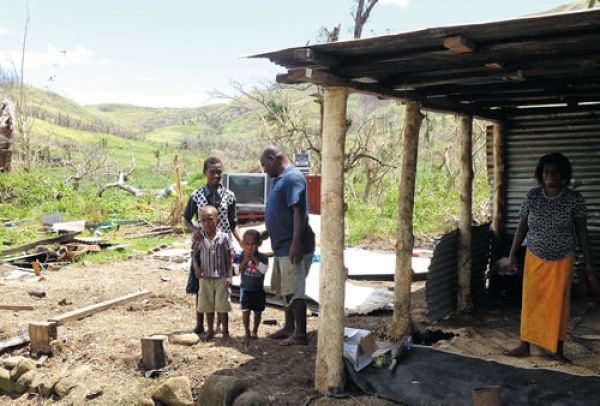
[
  {"xmin": 270, "ymin": 253, "xmax": 313, "ymax": 306},
  {"xmin": 240, "ymin": 288, "xmax": 266, "ymax": 312},
  {"xmin": 197, "ymin": 278, "xmax": 231, "ymax": 313}
]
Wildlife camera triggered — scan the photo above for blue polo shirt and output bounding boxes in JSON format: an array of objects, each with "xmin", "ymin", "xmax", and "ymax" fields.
[{"xmin": 265, "ymin": 165, "xmax": 309, "ymax": 257}]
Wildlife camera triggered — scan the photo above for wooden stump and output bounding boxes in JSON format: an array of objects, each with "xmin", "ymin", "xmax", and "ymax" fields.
[
  {"xmin": 29, "ymin": 322, "xmax": 57, "ymax": 354},
  {"xmin": 141, "ymin": 336, "xmax": 167, "ymax": 371}
]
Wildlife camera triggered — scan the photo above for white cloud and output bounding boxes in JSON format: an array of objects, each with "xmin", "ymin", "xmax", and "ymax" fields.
[
  {"xmin": 1, "ymin": 44, "xmax": 108, "ymax": 69},
  {"xmin": 0, "ymin": 27, "xmax": 8, "ymax": 35},
  {"xmin": 380, "ymin": 0, "xmax": 410, "ymax": 7}
]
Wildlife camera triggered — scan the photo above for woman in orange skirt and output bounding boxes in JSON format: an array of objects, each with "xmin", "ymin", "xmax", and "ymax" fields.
[{"xmin": 505, "ymin": 153, "xmax": 598, "ymax": 363}]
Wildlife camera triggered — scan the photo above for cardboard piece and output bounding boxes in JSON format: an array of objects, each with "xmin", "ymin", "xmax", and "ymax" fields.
[{"xmin": 343, "ymin": 327, "xmax": 379, "ymax": 371}]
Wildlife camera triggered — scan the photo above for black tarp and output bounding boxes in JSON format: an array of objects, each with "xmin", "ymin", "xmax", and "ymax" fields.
[{"xmin": 345, "ymin": 346, "xmax": 600, "ymax": 405}]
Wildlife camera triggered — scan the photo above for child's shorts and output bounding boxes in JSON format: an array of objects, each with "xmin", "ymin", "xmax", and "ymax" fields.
[
  {"xmin": 240, "ymin": 288, "xmax": 266, "ymax": 312},
  {"xmin": 197, "ymin": 278, "xmax": 231, "ymax": 313}
]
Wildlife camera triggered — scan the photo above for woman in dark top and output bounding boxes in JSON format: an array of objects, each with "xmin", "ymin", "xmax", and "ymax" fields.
[
  {"xmin": 183, "ymin": 156, "xmax": 241, "ymax": 335},
  {"xmin": 505, "ymin": 153, "xmax": 598, "ymax": 363}
]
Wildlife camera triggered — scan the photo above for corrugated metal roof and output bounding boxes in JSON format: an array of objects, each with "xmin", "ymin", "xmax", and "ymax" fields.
[{"xmin": 251, "ymin": 9, "xmax": 600, "ymax": 119}]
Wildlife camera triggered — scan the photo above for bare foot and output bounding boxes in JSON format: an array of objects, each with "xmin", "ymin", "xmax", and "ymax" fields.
[
  {"xmin": 200, "ymin": 331, "xmax": 214, "ymax": 342},
  {"xmin": 279, "ymin": 335, "xmax": 308, "ymax": 346},
  {"xmin": 193, "ymin": 325, "xmax": 205, "ymax": 336},
  {"xmin": 251, "ymin": 332, "xmax": 259, "ymax": 340},
  {"xmin": 268, "ymin": 328, "xmax": 293, "ymax": 340},
  {"xmin": 548, "ymin": 352, "xmax": 572, "ymax": 364},
  {"xmin": 504, "ymin": 343, "xmax": 530, "ymax": 357}
]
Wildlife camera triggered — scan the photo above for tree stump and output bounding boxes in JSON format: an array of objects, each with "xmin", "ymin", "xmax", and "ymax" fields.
[
  {"xmin": 29, "ymin": 322, "xmax": 57, "ymax": 354},
  {"xmin": 141, "ymin": 335, "xmax": 167, "ymax": 371}
]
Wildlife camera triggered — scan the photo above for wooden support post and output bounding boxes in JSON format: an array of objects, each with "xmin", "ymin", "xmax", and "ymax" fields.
[
  {"xmin": 315, "ymin": 86, "xmax": 348, "ymax": 395},
  {"xmin": 391, "ymin": 101, "xmax": 424, "ymax": 338},
  {"xmin": 174, "ymin": 155, "xmax": 183, "ymax": 226},
  {"xmin": 141, "ymin": 335, "xmax": 167, "ymax": 371},
  {"xmin": 491, "ymin": 123, "xmax": 505, "ymax": 257},
  {"xmin": 29, "ymin": 321, "xmax": 57, "ymax": 354},
  {"xmin": 458, "ymin": 115, "xmax": 474, "ymax": 311}
]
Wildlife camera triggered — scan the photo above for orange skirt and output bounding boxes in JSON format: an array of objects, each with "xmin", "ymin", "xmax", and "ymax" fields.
[{"xmin": 521, "ymin": 250, "xmax": 574, "ymax": 353}]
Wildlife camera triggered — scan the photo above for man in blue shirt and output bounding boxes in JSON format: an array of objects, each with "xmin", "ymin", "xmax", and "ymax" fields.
[{"xmin": 260, "ymin": 146, "xmax": 315, "ymax": 346}]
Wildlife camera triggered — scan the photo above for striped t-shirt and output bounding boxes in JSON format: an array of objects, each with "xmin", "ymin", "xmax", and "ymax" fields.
[{"xmin": 193, "ymin": 230, "xmax": 233, "ymax": 278}]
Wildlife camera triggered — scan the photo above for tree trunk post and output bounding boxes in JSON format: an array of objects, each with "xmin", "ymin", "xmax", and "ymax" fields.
[
  {"xmin": 491, "ymin": 123, "xmax": 504, "ymax": 257},
  {"xmin": 315, "ymin": 86, "xmax": 348, "ymax": 394},
  {"xmin": 391, "ymin": 101, "xmax": 423, "ymax": 338},
  {"xmin": 458, "ymin": 115, "xmax": 474, "ymax": 311}
]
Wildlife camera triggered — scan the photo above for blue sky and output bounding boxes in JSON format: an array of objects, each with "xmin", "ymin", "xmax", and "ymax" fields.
[{"xmin": 0, "ymin": 0, "xmax": 570, "ymax": 107}]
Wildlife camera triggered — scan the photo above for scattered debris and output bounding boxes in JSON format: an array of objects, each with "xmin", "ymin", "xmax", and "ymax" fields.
[
  {"xmin": 51, "ymin": 220, "xmax": 86, "ymax": 233},
  {"xmin": 0, "ymin": 336, "xmax": 30, "ymax": 355},
  {"xmin": 0, "ymin": 305, "xmax": 34, "ymax": 311},
  {"xmin": 161, "ymin": 276, "xmax": 171, "ymax": 282},
  {"xmin": 58, "ymin": 298, "xmax": 73, "ymax": 306},
  {"xmin": 0, "ymin": 231, "xmax": 79, "ymax": 257},
  {"xmin": 27, "ymin": 288, "xmax": 46, "ymax": 298}
]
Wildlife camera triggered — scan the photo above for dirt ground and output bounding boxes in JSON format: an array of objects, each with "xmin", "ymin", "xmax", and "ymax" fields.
[{"xmin": 1, "ymin": 249, "xmax": 600, "ymax": 405}]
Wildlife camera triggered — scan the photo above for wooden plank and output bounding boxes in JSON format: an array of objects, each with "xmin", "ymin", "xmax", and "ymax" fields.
[
  {"xmin": 141, "ymin": 335, "xmax": 167, "ymax": 371},
  {"xmin": 49, "ymin": 289, "xmax": 151, "ymax": 325},
  {"xmin": 0, "ymin": 335, "xmax": 29, "ymax": 354},
  {"xmin": 0, "ymin": 231, "xmax": 80, "ymax": 257},
  {"xmin": 0, "ymin": 305, "xmax": 34, "ymax": 311}
]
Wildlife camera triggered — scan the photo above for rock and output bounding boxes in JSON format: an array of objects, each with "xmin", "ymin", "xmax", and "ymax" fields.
[
  {"xmin": 14, "ymin": 370, "xmax": 36, "ymax": 394},
  {"xmin": 29, "ymin": 373, "xmax": 59, "ymax": 397},
  {"xmin": 10, "ymin": 358, "xmax": 36, "ymax": 380},
  {"xmin": 169, "ymin": 334, "xmax": 199, "ymax": 346},
  {"xmin": 152, "ymin": 376, "xmax": 193, "ymax": 406},
  {"xmin": 65, "ymin": 384, "xmax": 90, "ymax": 405},
  {"xmin": 0, "ymin": 367, "xmax": 15, "ymax": 394},
  {"xmin": 232, "ymin": 391, "xmax": 268, "ymax": 406},
  {"xmin": 54, "ymin": 365, "xmax": 91, "ymax": 398},
  {"xmin": 137, "ymin": 397, "xmax": 155, "ymax": 406},
  {"xmin": 1, "ymin": 356, "xmax": 25, "ymax": 369},
  {"xmin": 39, "ymin": 374, "xmax": 60, "ymax": 397},
  {"xmin": 196, "ymin": 375, "xmax": 248, "ymax": 406}
]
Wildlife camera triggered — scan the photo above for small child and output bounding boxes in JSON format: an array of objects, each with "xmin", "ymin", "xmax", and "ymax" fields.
[
  {"xmin": 236, "ymin": 229, "xmax": 268, "ymax": 340},
  {"xmin": 192, "ymin": 205, "xmax": 233, "ymax": 340}
]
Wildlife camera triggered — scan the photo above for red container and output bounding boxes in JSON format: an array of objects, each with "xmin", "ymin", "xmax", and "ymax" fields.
[{"xmin": 305, "ymin": 175, "xmax": 321, "ymax": 215}]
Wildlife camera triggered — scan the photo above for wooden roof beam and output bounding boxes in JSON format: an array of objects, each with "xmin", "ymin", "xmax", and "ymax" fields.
[
  {"xmin": 276, "ymin": 67, "xmax": 502, "ymax": 120},
  {"xmin": 291, "ymin": 48, "xmax": 340, "ymax": 69},
  {"xmin": 443, "ymin": 35, "xmax": 476, "ymax": 54}
]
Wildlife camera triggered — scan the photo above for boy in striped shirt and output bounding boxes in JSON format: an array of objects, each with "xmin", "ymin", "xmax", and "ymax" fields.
[{"xmin": 192, "ymin": 205, "xmax": 234, "ymax": 340}]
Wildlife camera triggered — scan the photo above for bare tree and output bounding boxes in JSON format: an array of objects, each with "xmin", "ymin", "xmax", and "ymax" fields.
[
  {"xmin": 352, "ymin": 0, "xmax": 379, "ymax": 39},
  {"xmin": 64, "ymin": 143, "xmax": 110, "ymax": 190},
  {"xmin": 97, "ymin": 148, "xmax": 144, "ymax": 197}
]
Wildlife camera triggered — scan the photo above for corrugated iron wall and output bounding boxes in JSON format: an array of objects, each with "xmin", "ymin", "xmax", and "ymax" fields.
[
  {"xmin": 502, "ymin": 112, "xmax": 600, "ymax": 272},
  {"xmin": 426, "ymin": 223, "xmax": 491, "ymax": 321}
]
